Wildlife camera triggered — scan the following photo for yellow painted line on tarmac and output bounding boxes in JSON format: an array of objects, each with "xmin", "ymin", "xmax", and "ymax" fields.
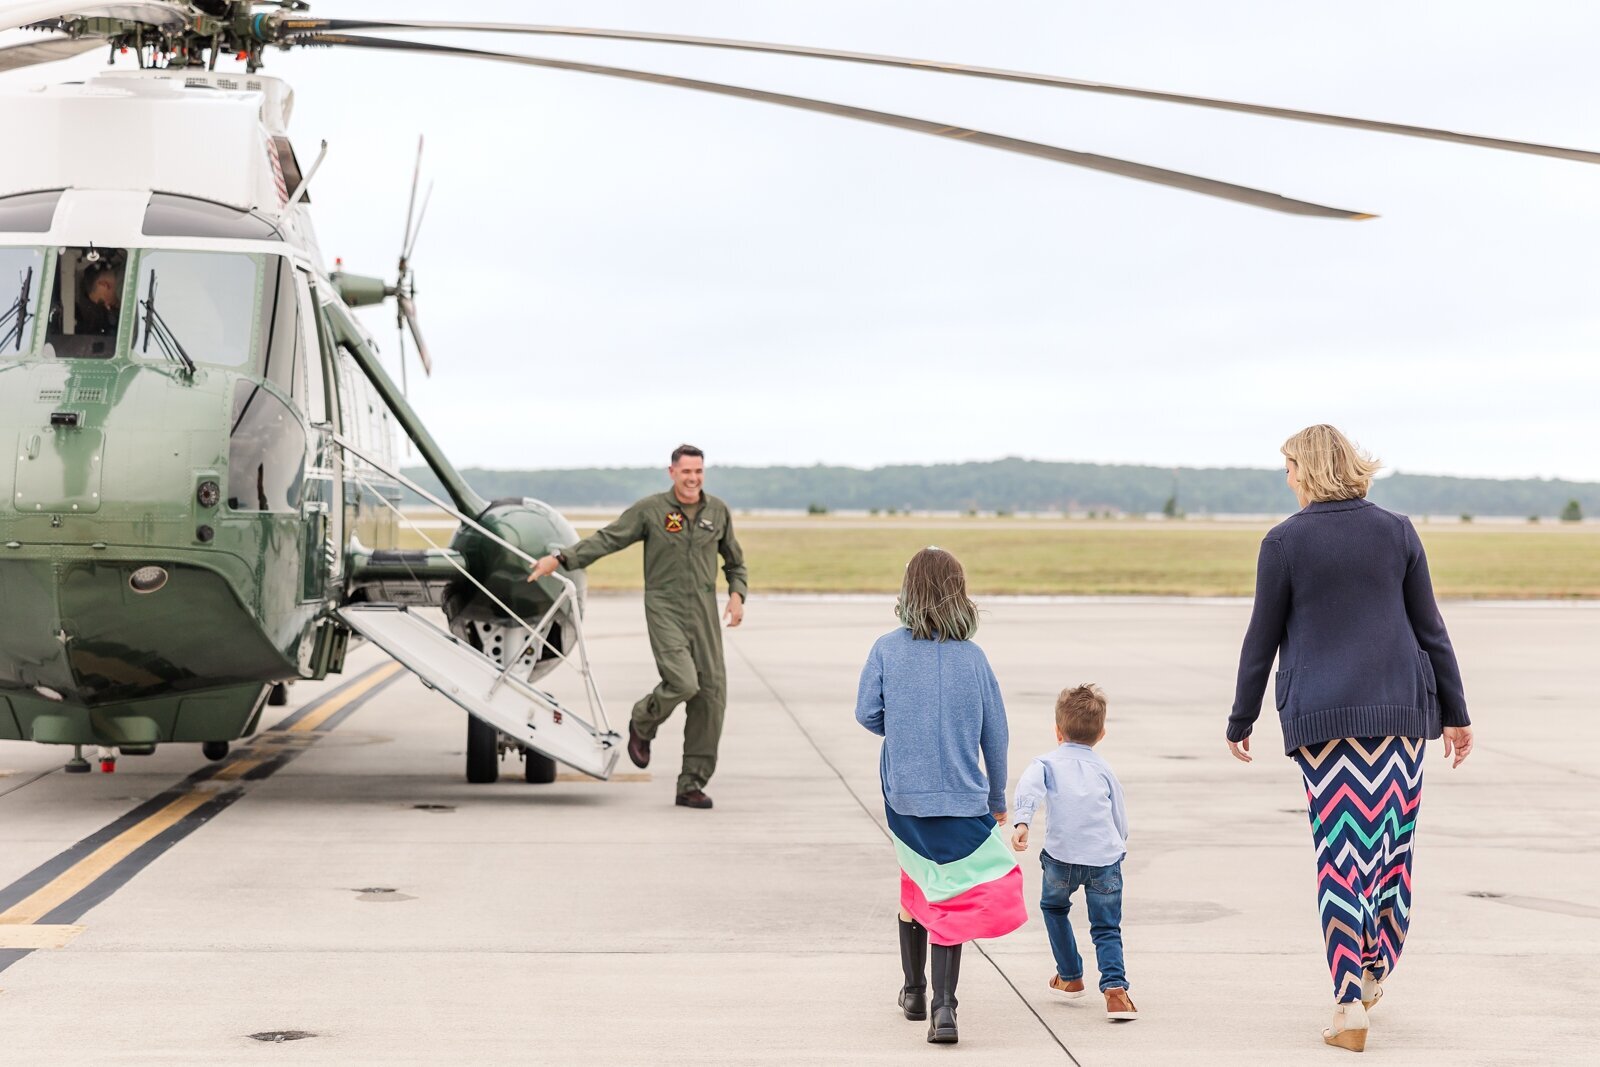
[
  {"xmin": 0, "ymin": 661, "xmax": 408, "ymax": 929},
  {"xmin": 287, "ymin": 661, "xmax": 405, "ymax": 733},
  {"xmin": 0, "ymin": 925, "xmax": 83, "ymax": 950},
  {"xmin": 0, "ymin": 789, "xmax": 213, "ymax": 926},
  {"xmin": 209, "ymin": 758, "xmax": 267, "ymax": 781}
]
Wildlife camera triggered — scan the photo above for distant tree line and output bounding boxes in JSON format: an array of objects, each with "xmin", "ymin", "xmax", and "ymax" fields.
[{"xmin": 402, "ymin": 457, "xmax": 1597, "ymax": 518}]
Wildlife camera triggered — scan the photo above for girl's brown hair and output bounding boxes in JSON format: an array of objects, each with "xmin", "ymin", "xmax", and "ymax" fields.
[{"xmin": 896, "ymin": 547, "xmax": 979, "ymax": 642}]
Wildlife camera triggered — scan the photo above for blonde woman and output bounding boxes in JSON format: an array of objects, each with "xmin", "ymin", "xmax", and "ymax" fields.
[
  {"xmin": 855, "ymin": 548, "xmax": 1025, "ymax": 1045},
  {"xmin": 1227, "ymin": 425, "xmax": 1474, "ymax": 1053}
]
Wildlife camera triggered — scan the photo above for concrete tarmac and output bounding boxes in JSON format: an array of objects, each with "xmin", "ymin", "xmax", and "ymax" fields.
[{"xmin": 0, "ymin": 596, "xmax": 1595, "ymax": 1065}]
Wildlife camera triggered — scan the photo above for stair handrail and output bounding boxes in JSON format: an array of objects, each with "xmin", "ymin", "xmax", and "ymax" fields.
[{"xmin": 331, "ymin": 433, "xmax": 612, "ymax": 736}]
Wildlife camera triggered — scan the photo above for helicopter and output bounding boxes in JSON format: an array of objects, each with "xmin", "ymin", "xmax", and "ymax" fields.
[{"xmin": 1, "ymin": 2, "xmax": 1596, "ymax": 787}]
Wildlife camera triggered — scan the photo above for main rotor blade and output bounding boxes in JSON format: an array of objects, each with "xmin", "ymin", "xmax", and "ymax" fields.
[
  {"xmin": 0, "ymin": 33, "xmax": 98, "ymax": 71},
  {"xmin": 299, "ymin": 19, "xmax": 1600, "ymax": 166},
  {"xmin": 1, "ymin": 1, "xmax": 189, "ymax": 35},
  {"xmin": 398, "ymin": 294, "xmax": 431, "ymax": 376},
  {"xmin": 298, "ymin": 34, "xmax": 1373, "ymax": 219}
]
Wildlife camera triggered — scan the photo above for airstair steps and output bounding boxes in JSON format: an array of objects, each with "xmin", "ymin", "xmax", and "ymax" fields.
[{"xmin": 337, "ymin": 603, "xmax": 621, "ymax": 780}]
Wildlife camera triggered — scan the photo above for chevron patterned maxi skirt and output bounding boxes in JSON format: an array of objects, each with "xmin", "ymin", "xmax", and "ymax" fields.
[{"xmin": 1293, "ymin": 736, "xmax": 1424, "ymax": 1003}]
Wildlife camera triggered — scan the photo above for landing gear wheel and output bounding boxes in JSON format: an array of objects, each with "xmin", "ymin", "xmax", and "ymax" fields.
[
  {"xmin": 523, "ymin": 749, "xmax": 557, "ymax": 784},
  {"xmin": 466, "ymin": 714, "xmax": 500, "ymax": 784},
  {"xmin": 268, "ymin": 683, "xmax": 289, "ymax": 706},
  {"xmin": 202, "ymin": 741, "xmax": 230, "ymax": 761}
]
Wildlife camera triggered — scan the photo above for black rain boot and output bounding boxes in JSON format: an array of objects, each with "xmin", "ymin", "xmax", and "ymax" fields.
[
  {"xmin": 927, "ymin": 942, "xmax": 962, "ymax": 1043},
  {"xmin": 897, "ymin": 918, "xmax": 928, "ymax": 1020}
]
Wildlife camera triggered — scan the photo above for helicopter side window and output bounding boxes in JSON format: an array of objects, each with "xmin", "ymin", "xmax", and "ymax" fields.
[
  {"xmin": 227, "ymin": 379, "xmax": 306, "ymax": 514},
  {"xmin": 0, "ymin": 246, "xmax": 45, "ymax": 357},
  {"xmin": 44, "ymin": 246, "xmax": 128, "ymax": 360},
  {"xmin": 131, "ymin": 250, "xmax": 260, "ymax": 370}
]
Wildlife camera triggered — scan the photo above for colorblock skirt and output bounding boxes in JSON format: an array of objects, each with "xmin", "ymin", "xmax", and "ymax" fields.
[
  {"xmin": 886, "ymin": 803, "xmax": 1027, "ymax": 946},
  {"xmin": 1294, "ymin": 736, "xmax": 1424, "ymax": 1003}
]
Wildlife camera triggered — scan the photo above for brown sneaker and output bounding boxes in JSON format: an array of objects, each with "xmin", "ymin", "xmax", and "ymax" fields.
[
  {"xmin": 1104, "ymin": 988, "xmax": 1138, "ymax": 1020},
  {"xmin": 627, "ymin": 722, "xmax": 651, "ymax": 769},
  {"xmin": 675, "ymin": 789, "xmax": 713, "ymax": 809},
  {"xmin": 1048, "ymin": 976, "xmax": 1086, "ymax": 1000}
]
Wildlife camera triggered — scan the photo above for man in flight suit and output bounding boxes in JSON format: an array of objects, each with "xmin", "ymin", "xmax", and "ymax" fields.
[{"xmin": 527, "ymin": 444, "xmax": 747, "ymax": 809}]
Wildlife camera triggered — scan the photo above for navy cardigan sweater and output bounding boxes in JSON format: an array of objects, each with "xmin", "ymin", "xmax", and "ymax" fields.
[{"xmin": 1229, "ymin": 498, "xmax": 1470, "ymax": 753}]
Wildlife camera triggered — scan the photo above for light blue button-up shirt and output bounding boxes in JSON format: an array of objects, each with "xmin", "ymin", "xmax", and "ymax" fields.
[{"xmin": 1011, "ymin": 742, "xmax": 1128, "ymax": 867}]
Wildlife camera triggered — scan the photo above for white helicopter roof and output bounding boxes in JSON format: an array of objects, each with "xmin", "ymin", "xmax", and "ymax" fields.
[
  {"xmin": 0, "ymin": 67, "xmax": 325, "ymax": 260},
  {"xmin": 0, "ymin": 68, "xmax": 295, "ymax": 216}
]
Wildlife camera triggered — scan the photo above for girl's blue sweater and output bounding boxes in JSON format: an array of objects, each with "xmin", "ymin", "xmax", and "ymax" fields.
[{"xmin": 854, "ymin": 628, "xmax": 1009, "ymax": 818}]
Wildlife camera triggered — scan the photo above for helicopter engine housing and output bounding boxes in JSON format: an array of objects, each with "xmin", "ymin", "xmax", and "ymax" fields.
[{"xmin": 443, "ymin": 498, "xmax": 585, "ymax": 682}]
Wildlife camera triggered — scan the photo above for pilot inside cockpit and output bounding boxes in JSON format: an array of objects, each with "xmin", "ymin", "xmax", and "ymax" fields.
[
  {"xmin": 44, "ymin": 247, "xmax": 129, "ymax": 358},
  {"xmin": 77, "ymin": 266, "xmax": 122, "ymax": 335}
]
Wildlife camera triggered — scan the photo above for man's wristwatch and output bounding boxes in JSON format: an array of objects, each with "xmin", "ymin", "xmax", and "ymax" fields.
[{"xmin": 554, "ymin": 552, "xmax": 569, "ymax": 568}]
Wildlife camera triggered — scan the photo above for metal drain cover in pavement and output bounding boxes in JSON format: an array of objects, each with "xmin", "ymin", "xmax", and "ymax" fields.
[
  {"xmin": 248, "ymin": 1031, "xmax": 316, "ymax": 1043},
  {"xmin": 412, "ymin": 803, "xmax": 455, "ymax": 813}
]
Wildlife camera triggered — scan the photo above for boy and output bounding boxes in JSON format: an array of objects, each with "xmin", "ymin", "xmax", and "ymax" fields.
[{"xmin": 1011, "ymin": 684, "xmax": 1136, "ymax": 1020}]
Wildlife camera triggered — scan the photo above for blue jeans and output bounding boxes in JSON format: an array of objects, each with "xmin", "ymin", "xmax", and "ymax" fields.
[{"xmin": 1039, "ymin": 852, "xmax": 1127, "ymax": 992}]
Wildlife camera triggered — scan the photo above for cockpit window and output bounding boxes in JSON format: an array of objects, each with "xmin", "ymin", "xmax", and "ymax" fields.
[
  {"xmin": 142, "ymin": 193, "xmax": 282, "ymax": 240},
  {"xmin": 0, "ymin": 191, "xmax": 62, "ymax": 233},
  {"xmin": 44, "ymin": 246, "xmax": 128, "ymax": 360},
  {"xmin": 131, "ymin": 250, "xmax": 261, "ymax": 369},
  {"xmin": 0, "ymin": 247, "xmax": 45, "ymax": 357}
]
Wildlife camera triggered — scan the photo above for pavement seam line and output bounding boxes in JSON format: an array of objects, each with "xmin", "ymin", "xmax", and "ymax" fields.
[
  {"xmin": 730, "ymin": 640, "xmax": 1084, "ymax": 1066},
  {"xmin": 0, "ymin": 767, "xmax": 58, "ymax": 801}
]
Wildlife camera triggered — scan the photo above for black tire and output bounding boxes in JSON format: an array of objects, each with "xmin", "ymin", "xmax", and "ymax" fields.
[
  {"xmin": 268, "ymin": 683, "xmax": 289, "ymax": 706},
  {"xmin": 201, "ymin": 741, "xmax": 230, "ymax": 761},
  {"xmin": 523, "ymin": 749, "xmax": 557, "ymax": 784},
  {"xmin": 466, "ymin": 714, "xmax": 500, "ymax": 784}
]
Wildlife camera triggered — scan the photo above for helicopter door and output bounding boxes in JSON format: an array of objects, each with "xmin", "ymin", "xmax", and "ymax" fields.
[{"xmin": 295, "ymin": 270, "xmax": 342, "ymax": 599}]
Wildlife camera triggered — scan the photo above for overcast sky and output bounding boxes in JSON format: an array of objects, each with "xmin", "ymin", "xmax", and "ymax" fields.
[{"xmin": 5, "ymin": 1, "xmax": 1598, "ymax": 480}]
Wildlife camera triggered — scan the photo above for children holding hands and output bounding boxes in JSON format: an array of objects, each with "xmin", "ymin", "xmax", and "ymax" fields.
[{"xmin": 1011, "ymin": 684, "xmax": 1137, "ymax": 1021}]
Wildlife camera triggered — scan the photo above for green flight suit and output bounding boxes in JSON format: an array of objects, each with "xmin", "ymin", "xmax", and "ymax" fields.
[{"xmin": 559, "ymin": 491, "xmax": 748, "ymax": 795}]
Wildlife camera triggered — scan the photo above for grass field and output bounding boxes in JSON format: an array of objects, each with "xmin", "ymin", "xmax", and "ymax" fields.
[{"xmin": 400, "ymin": 515, "xmax": 1600, "ymax": 598}]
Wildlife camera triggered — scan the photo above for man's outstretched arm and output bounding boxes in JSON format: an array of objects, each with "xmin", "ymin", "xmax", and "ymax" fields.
[{"xmin": 528, "ymin": 502, "xmax": 647, "ymax": 581}]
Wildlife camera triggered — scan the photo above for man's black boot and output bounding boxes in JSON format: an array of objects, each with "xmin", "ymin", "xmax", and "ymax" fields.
[
  {"xmin": 927, "ymin": 942, "xmax": 962, "ymax": 1044},
  {"xmin": 897, "ymin": 918, "xmax": 928, "ymax": 1020}
]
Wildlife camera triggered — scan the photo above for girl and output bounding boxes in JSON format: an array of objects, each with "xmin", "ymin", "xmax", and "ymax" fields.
[{"xmin": 855, "ymin": 547, "xmax": 1025, "ymax": 1045}]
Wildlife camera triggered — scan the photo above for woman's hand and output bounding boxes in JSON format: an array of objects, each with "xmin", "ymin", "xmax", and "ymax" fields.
[
  {"xmin": 992, "ymin": 810, "xmax": 1007, "ymax": 826},
  {"xmin": 1442, "ymin": 726, "xmax": 1474, "ymax": 768},
  {"xmin": 1227, "ymin": 737, "xmax": 1253, "ymax": 763}
]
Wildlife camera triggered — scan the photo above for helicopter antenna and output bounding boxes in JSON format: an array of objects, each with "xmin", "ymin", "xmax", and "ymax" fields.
[{"xmin": 286, "ymin": 139, "xmax": 328, "ymax": 208}]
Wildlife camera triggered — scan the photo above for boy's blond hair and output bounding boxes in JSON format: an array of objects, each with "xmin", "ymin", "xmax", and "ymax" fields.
[{"xmin": 1056, "ymin": 684, "xmax": 1107, "ymax": 743}]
